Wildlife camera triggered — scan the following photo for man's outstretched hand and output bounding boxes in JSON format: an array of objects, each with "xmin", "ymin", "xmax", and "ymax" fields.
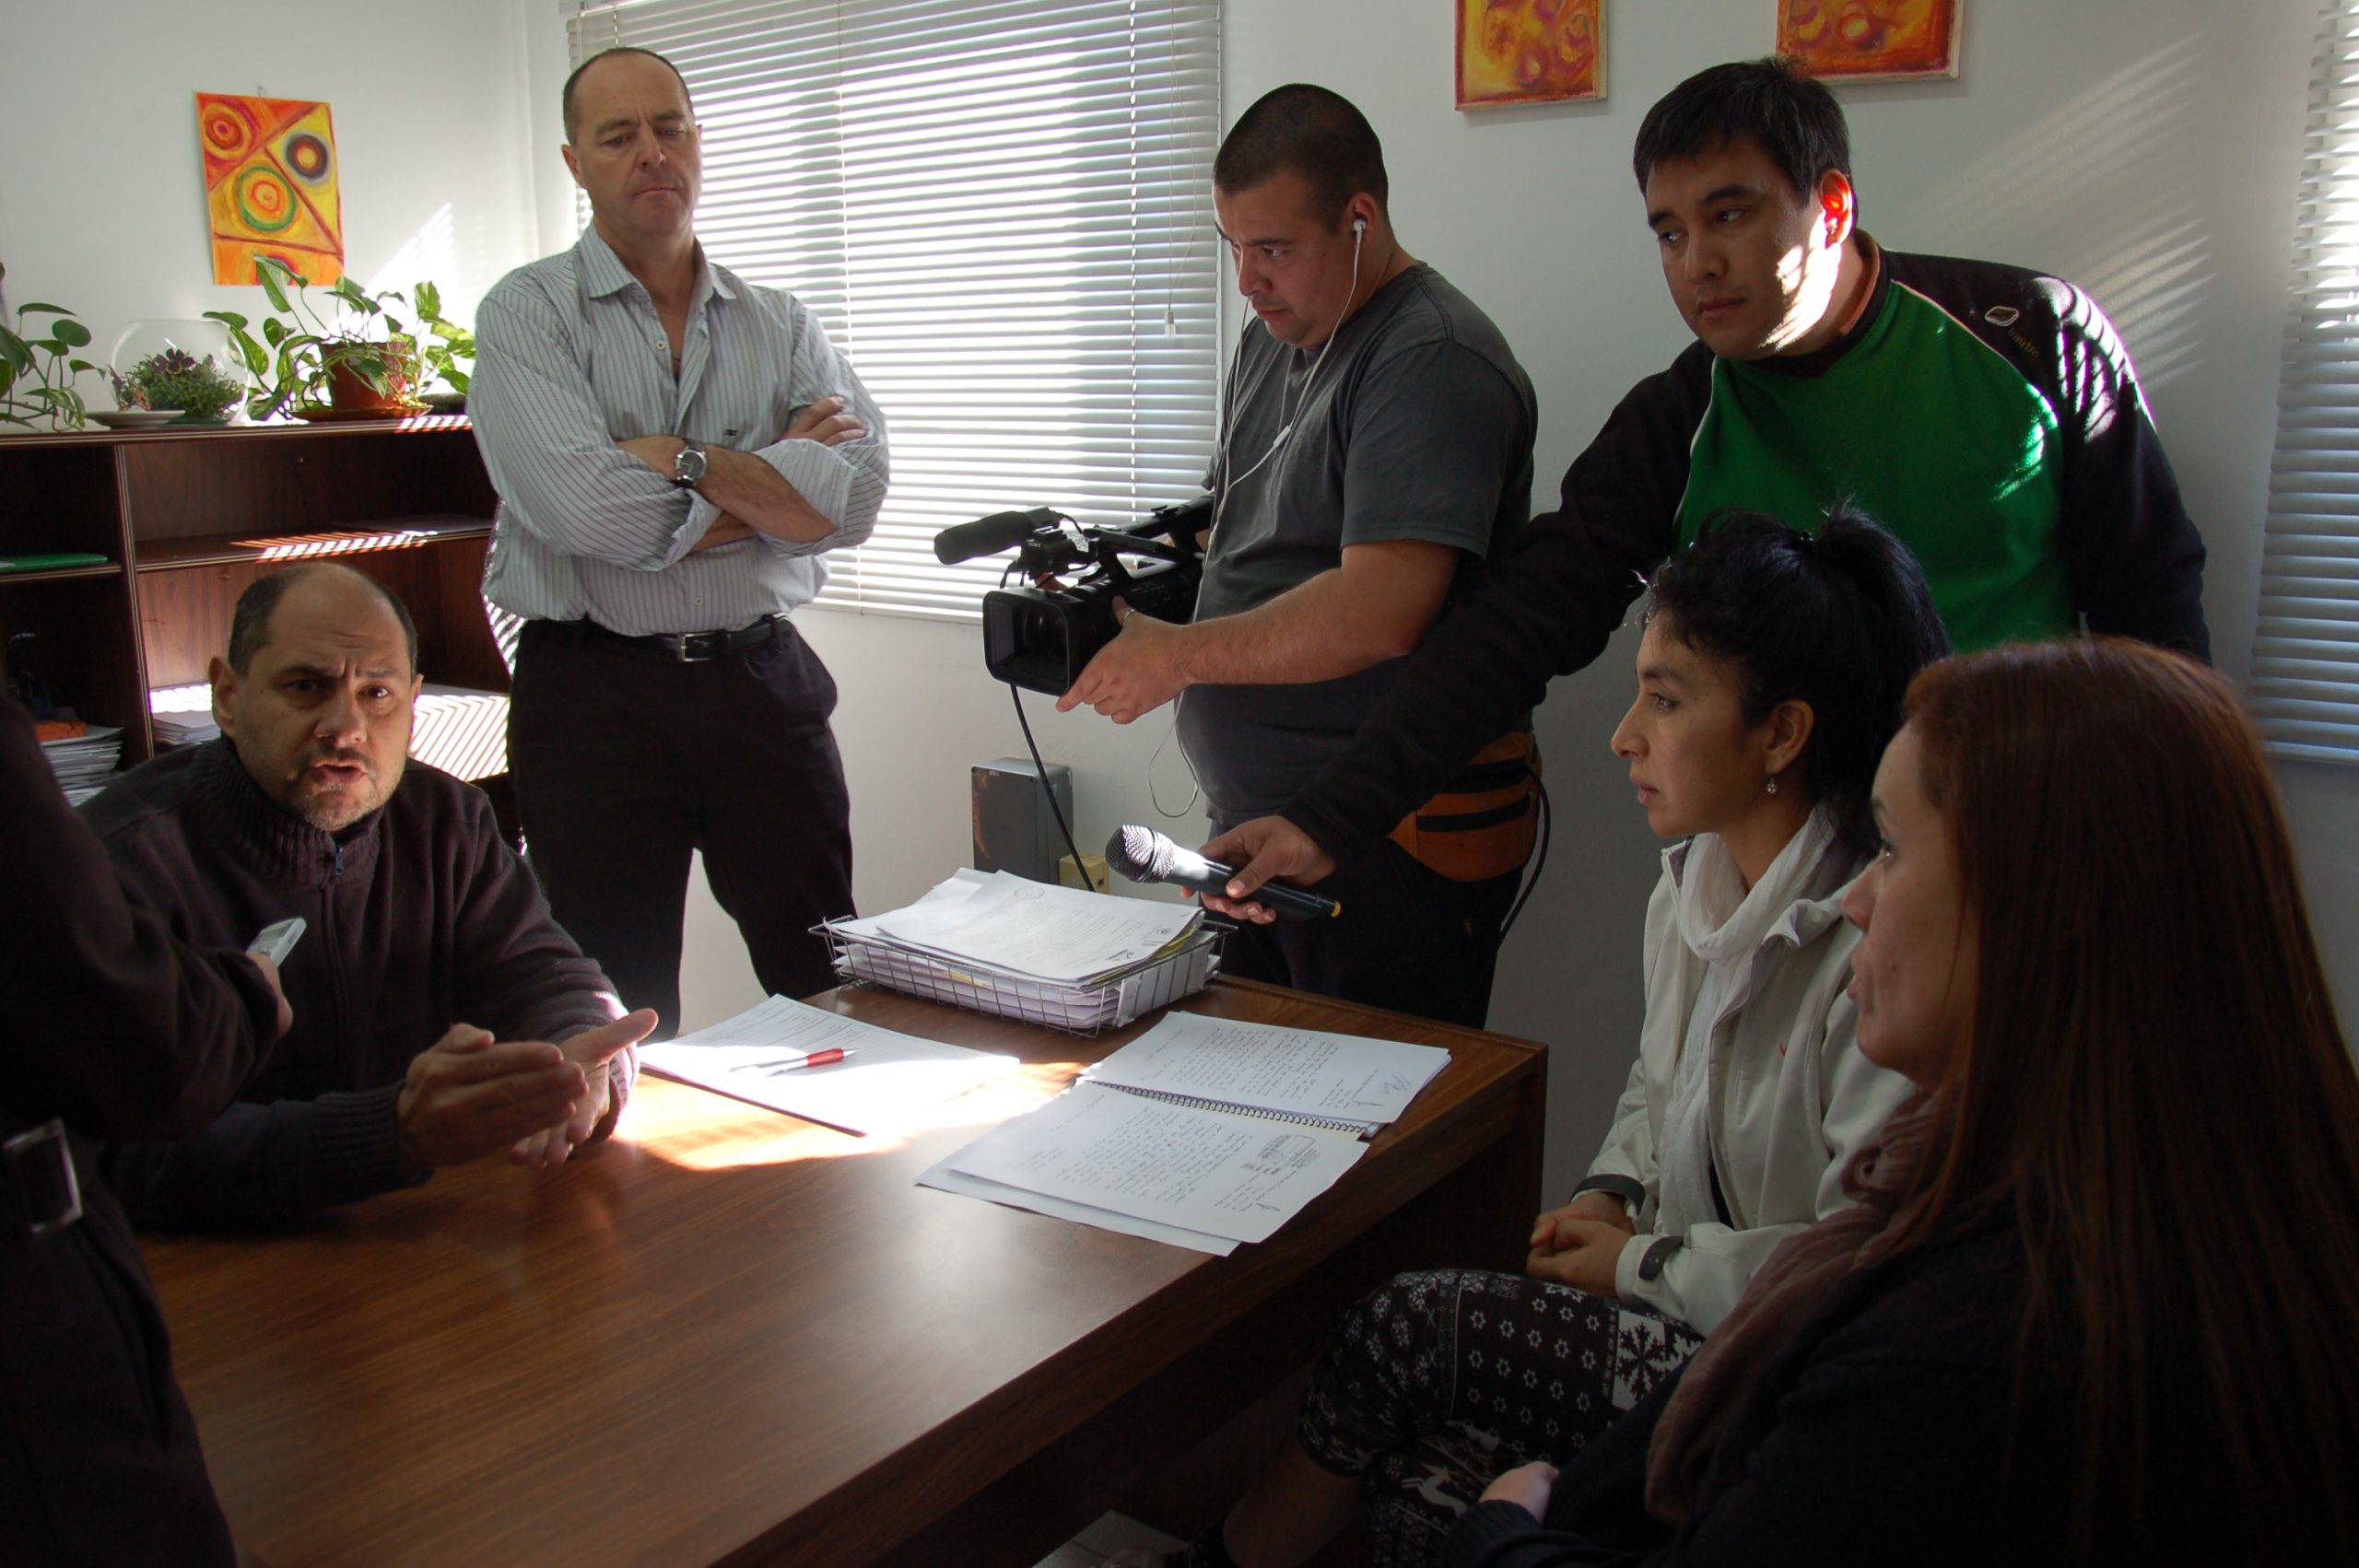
[
  {"xmin": 1195, "ymin": 815, "xmax": 1338, "ymax": 925},
  {"xmin": 510, "ymin": 1009, "xmax": 661, "ymax": 1170}
]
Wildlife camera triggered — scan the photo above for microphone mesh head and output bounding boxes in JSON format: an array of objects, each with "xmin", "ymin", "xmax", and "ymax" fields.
[
  {"xmin": 1109, "ymin": 825, "xmax": 1163, "ymax": 883},
  {"xmin": 1113, "ymin": 820, "xmax": 1180, "ymax": 882}
]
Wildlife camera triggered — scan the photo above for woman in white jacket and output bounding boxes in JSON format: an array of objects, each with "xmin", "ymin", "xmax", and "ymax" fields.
[{"xmin": 1147, "ymin": 510, "xmax": 1949, "ymax": 1568}]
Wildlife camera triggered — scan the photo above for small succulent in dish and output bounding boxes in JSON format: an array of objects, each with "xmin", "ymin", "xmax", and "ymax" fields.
[{"xmin": 111, "ymin": 346, "xmax": 243, "ymax": 422}]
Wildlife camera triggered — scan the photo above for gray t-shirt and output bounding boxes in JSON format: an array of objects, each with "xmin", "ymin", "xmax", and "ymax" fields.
[{"xmin": 1177, "ymin": 264, "xmax": 1537, "ymax": 823}]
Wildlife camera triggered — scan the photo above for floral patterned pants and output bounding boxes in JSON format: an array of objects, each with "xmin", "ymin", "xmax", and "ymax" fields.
[{"xmin": 1296, "ymin": 1269, "xmax": 1703, "ymax": 1568}]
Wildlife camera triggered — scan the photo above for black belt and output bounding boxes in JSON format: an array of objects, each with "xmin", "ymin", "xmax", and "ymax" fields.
[
  {"xmin": 2, "ymin": 1119, "xmax": 84, "ymax": 1242},
  {"xmin": 574, "ymin": 614, "xmax": 783, "ymax": 663}
]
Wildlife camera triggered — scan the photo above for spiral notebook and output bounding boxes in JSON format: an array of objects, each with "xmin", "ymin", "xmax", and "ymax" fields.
[
  {"xmin": 917, "ymin": 1013, "xmax": 1451, "ymax": 1252},
  {"xmin": 1078, "ymin": 1012, "xmax": 1451, "ymax": 1138}
]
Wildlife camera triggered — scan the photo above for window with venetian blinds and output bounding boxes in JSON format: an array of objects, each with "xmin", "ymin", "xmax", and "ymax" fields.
[
  {"xmin": 2255, "ymin": 0, "xmax": 2359, "ymax": 762},
  {"xmin": 565, "ymin": 0, "xmax": 1222, "ymax": 620}
]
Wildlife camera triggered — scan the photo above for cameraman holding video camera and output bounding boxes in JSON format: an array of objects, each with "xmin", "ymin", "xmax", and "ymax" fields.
[{"xmin": 1057, "ymin": 85, "xmax": 1537, "ymax": 1026}]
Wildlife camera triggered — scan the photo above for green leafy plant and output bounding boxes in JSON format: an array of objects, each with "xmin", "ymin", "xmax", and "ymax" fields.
[
  {"xmin": 109, "ymin": 345, "xmax": 243, "ymax": 422},
  {"xmin": 414, "ymin": 280, "xmax": 475, "ymax": 397},
  {"xmin": 206, "ymin": 258, "xmax": 431, "ymax": 419},
  {"xmin": 0, "ymin": 302, "xmax": 96, "ymax": 428}
]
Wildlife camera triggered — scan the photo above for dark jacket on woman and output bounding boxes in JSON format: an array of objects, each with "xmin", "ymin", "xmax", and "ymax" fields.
[{"xmin": 1447, "ymin": 1223, "xmax": 2252, "ymax": 1567}]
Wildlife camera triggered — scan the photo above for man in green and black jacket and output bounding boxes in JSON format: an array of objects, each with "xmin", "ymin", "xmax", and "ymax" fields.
[{"xmin": 1201, "ymin": 57, "xmax": 2210, "ymax": 905}]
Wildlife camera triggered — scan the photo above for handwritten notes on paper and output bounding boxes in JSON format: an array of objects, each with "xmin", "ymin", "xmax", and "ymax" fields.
[
  {"xmin": 921, "ymin": 1012, "xmax": 1450, "ymax": 1251},
  {"xmin": 934, "ymin": 1082, "xmax": 1367, "ymax": 1246},
  {"xmin": 1081, "ymin": 1012, "xmax": 1450, "ymax": 1134}
]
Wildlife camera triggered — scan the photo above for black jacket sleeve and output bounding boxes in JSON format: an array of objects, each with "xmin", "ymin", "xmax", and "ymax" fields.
[
  {"xmin": 2030, "ymin": 275, "xmax": 2210, "ymax": 657},
  {"xmin": 2, "ymin": 696, "xmax": 276, "ymax": 1140},
  {"xmin": 98, "ymin": 1085, "xmax": 413, "ymax": 1232},
  {"xmin": 447, "ymin": 786, "xmax": 631, "ymax": 1130},
  {"xmin": 1286, "ymin": 349, "xmax": 1710, "ymax": 861}
]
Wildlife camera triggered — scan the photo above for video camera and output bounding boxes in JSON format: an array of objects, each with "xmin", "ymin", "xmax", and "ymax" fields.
[{"xmin": 933, "ymin": 495, "xmax": 1213, "ymax": 695}]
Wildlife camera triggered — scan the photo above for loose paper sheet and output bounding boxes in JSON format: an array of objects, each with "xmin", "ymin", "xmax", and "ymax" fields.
[
  {"xmin": 1085, "ymin": 1012, "xmax": 1449, "ymax": 1131},
  {"xmin": 941, "ymin": 1082, "xmax": 1367, "ymax": 1245},
  {"xmin": 640, "ymin": 995, "xmax": 1016, "ymax": 1136},
  {"xmin": 914, "ymin": 1159, "xmax": 1238, "ymax": 1256}
]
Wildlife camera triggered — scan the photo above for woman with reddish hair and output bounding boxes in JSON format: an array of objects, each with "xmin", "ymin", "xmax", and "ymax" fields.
[{"xmin": 1453, "ymin": 638, "xmax": 2359, "ymax": 1565}]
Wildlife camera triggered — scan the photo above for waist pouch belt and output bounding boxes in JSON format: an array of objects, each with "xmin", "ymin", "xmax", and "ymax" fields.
[{"xmin": 1387, "ymin": 730, "xmax": 1541, "ymax": 883}]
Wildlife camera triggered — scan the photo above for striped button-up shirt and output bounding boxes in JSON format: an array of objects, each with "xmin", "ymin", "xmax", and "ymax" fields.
[{"xmin": 471, "ymin": 228, "xmax": 888, "ymax": 636}]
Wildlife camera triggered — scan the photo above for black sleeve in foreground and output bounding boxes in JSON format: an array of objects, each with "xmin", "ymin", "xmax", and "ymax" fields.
[
  {"xmin": 2, "ymin": 695, "xmax": 277, "ymax": 1141},
  {"xmin": 99, "ymin": 1083, "xmax": 418, "ymax": 1233},
  {"xmin": 1285, "ymin": 350, "xmax": 1709, "ymax": 861}
]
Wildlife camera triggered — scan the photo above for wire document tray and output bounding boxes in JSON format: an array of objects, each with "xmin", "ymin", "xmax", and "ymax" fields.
[{"xmin": 822, "ymin": 926, "xmax": 1222, "ymax": 1036}]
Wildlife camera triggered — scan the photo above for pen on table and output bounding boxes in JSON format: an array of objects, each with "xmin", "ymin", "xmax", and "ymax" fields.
[{"xmin": 757, "ymin": 1048, "xmax": 855, "ymax": 1075}]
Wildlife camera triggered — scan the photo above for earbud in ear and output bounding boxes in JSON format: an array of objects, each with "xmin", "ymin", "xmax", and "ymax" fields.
[{"xmin": 1353, "ymin": 216, "xmax": 1367, "ymax": 236}]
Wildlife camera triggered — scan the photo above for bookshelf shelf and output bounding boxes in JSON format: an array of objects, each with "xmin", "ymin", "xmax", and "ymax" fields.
[
  {"xmin": 0, "ymin": 421, "xmax": 505, "ymax": 772},
  {"xmin": 133, "ymin": 516, "xmax": 493, "ymax": 572},
  {"xmin": 0, "ymin": 562, "xmax": 124, "ymax": 585}
]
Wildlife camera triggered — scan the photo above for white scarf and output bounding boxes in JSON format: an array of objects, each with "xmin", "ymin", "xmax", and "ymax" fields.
[{"xmin": 1654, "ymin": 807, "xmax": 1842, "ymax": 1236}]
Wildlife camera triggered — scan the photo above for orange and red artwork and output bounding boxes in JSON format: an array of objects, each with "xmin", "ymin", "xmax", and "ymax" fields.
[
  {"xmin": 1458, "ymin": 0, "xmax": 1604, "ymax": 110},
  {"xmin": 1778, "ymin": 0, "xmax": 1962, "ymax": 80},
  {"xmin": 196, "ymin": 93, "xmax": 344, "ymax": 286}
]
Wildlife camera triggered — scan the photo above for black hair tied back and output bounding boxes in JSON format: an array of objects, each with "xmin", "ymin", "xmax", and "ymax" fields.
[{"xmin": 1645, "ymin": 504, "xmax": 1949, "ymax": 853}]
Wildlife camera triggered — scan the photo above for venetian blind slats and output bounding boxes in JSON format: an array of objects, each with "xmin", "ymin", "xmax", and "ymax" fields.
[{"xmin": 2255, "ymin": 2, "xmax": 2359, "ymax": 759}]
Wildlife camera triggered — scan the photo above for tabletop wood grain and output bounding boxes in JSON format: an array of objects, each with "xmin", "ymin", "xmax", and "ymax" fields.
[{"xmin": 145, "ymin": 978, "xmax": 1547, "ymax": 1566}]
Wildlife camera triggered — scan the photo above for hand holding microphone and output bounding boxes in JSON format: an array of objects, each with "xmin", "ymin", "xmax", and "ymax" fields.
[{"xmin": 1105, "ymin": 825, "xmax": 1340, "ymax": 920}]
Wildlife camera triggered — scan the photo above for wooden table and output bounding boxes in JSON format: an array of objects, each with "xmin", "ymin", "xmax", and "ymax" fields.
[{"xmin": 145, "ymin": 977, "xmax": 1547, "ymax": 1566}]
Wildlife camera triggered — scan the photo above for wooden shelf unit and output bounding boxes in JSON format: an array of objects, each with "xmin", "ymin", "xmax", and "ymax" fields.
[{"xmin": 0, "ymin": 417, "xmax": 506, "ymax": 769}]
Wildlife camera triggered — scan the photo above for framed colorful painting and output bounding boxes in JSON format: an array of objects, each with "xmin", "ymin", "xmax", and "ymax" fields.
[
  {"xmin": 196, "ymin": 92, "xmax": 345, "ymax": 286},
  {"xmin": 1458, "ymin": 0, "xmax": 1605, "ymax": 109},
  {"xmin": 1777, "ymin": 0, "xmax": 1962, "ymax": 81}
]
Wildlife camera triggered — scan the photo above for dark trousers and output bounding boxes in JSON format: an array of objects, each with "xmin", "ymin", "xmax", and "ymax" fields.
[
  {"xmin": 1213, "ymin": 831, "xmax": 1521, "ymax": 1028},
  {"xmin": 0, "ymin": 1156, "xmax": 235, "ymax": 1565},
  {"xmin": 509, "ymin": 618, "xmax": 854, "ymax": 1036}
]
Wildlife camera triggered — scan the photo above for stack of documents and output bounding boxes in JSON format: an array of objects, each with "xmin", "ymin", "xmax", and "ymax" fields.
[
  {"xmin": 41, "ymin": 723, "xmax": 123, "ymax": 804},
  {"xmin": 148, "ymin": 685, "xmax": 220, "ymax": 746},
  {"xmin": 825, "ymin": 870, "xmax": 1213, "ymax": 1030},
  {"xmin": 638, "ymin": 994, "xmax": 1018, "ymax": 1137},
  {"xmin": 920, "ymin": 1012, "xmax": 1451, "ymax": 1255}
]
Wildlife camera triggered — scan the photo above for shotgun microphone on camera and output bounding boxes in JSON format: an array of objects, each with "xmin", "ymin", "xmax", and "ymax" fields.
[{"xmin": 933, "ymin": 507, "xmax": 1064, "ymax": 565}]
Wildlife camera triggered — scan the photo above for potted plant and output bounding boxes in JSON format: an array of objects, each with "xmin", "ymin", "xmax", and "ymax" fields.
[
  {"xmin": 108, "ymin": 344, "xmax": 245, "ymax": 424},
  {"xmin": 414, "ymin": 281, "xmax": 475, "ymax": 408},
  {"xmin": 0, "ymin": 301, "xmax": 95, "ymax": 429},
  {"xmin": 206, "ymin": 259, "xmax": 431, "ymax": 420}
]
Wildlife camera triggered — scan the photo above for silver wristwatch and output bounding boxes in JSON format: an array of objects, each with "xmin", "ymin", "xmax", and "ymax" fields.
[{"xmin": 670, "ymin": 438, "xmax": 707, "ymax": 489}]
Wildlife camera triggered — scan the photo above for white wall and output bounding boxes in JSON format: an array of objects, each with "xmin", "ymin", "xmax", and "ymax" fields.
[{"xmin": 0, "ymin": 1, "xmax": 542, "ymax": 371}]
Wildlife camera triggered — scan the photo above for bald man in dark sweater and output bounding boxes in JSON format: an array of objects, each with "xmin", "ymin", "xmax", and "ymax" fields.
[{"xmin": 82, "ymin": 565, "xmax": 653, "ymax": 1231}]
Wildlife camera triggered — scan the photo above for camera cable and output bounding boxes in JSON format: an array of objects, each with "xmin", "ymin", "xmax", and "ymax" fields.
[{"xmin": 1008, "ymin": 681, "xmax": 1095, "ymax": 895}]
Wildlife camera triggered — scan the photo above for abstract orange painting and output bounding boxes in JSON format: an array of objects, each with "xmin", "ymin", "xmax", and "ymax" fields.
[
  {"xmin": 196, "ymin": 93, "xmax": 344, "ymax": 286},
  {"xmin": 1458, "ymin": 0, "xmax": 1604, "ymax": 109},
  {"xmin": 1777, "ymin": 0, "xmax": 1962, "ymax": 80}
]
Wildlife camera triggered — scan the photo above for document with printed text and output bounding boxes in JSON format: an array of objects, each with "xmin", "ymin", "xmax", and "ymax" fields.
[
  {"xmin": 933, "ymin": 1080, "xmax": 1367, "ymax": 1246},
  {"xmin": 1082, "ymin": 1012, "xmax": 1450, "ymax": 1135}
]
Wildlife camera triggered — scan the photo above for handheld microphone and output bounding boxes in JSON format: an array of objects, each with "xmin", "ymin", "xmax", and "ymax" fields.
[
  {"xmin": 934, "ymin": 507, "xmax": 1062, "ymax": 565},
  {"xmin": 1105, "ymin": 825, "xmax": 1341, "ymax": 920}
]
